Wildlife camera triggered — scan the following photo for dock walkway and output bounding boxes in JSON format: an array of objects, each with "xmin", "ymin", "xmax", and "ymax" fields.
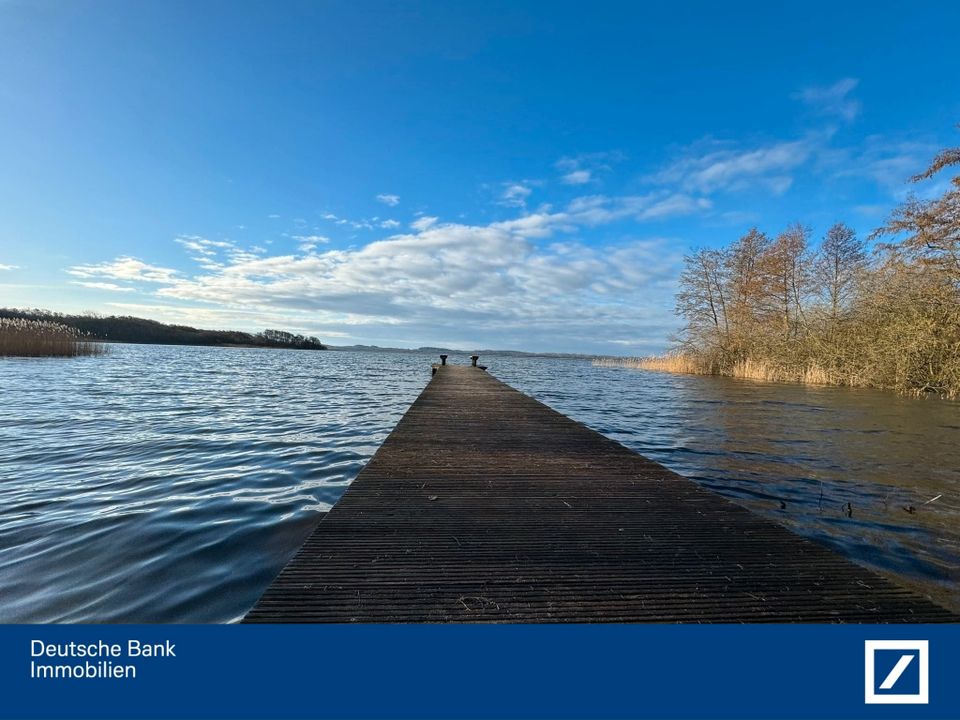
[{"xmin": 245, "ymin": 364, "xmax": 954, "ymax": 622}]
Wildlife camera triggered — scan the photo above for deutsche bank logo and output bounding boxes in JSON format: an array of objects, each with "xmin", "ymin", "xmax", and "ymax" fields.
[{"xmin": 864, "ymin": 640, "xmax": 929, "ymax": 704}]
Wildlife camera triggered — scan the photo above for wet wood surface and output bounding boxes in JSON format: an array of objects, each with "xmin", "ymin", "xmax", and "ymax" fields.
[{"xmin": 245, "ymin": 365, "xmax": 955, "ymax": 623}]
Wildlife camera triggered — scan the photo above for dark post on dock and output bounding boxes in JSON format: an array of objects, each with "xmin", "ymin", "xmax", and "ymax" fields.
[{"xmin": 246, "ymin": 360, "xmax": 955, "ymax": 623}]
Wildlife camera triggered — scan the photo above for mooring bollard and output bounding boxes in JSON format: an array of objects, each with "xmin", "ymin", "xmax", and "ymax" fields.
[
  {"xmin": 440, "ymin": 354, "xmax": 448, "ymax": 365},
  {"xmin": 471, "ymin": 355, "xmax": 479, "ymax": 367}
]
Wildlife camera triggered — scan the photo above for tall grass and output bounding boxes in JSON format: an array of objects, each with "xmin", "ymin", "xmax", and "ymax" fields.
[
  {"xmin": 594, "ymin": 354, "xmax": 864, "ymax": 390},
  {"xmin": 0, "ymin": 318, "xmax": 104, "ymax": 357},
  {"xmin": 594, "ymin": 353, "xmax": 704, "ymax": 374}
]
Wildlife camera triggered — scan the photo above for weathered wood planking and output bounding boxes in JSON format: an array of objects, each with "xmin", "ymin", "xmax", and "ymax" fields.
[{"xmin": 245, "ymin": 365, "xmax": 955, "ymax": 623}]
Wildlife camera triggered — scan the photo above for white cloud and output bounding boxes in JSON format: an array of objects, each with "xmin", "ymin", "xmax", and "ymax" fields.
[
  {"xmin": 561, "ymin": 169, "xmax": 592, "ymax": 185},
  {"xmin": 150, "ymin": 220, "xmax": 680, "ymax": 351},
  {"xmin": 292, "ymin": 234, "xmax": 330, "ymax": 253},
  {"xmin": 67, "ymin": 257, "xmax": 179, "ymax": 283},
  {"xmin": 380, "ymin": 219, "xmax": 401, "ymax": 229},
  {"xmin": 174, "ymin": 236, "xmax": 235, "ymax": 258},
  {"xmin": 499, "ymin": 183, "xmax": 533, "ymax": 208},
  {"xmin": 69, "ymin": 198, "xmax": 693, "ymax": 352},
  {"xmin": 175, "ymin": 238, "xmax": 216, "ymax": 256},
  {"xmin": 0, "ymin": 263, "xmax": 18, "ymax": 271},
  {"xmin": 562, "ymin": 192, "xmax": 709, "ymax": 225},
  {"xmin": 652, "ymin": 124, "xmax": 932, "ymax": 204},
  {"xmin": 376, "ymin": 193, "xmax": 400, "ymax": 207},
  {"xmin": 713, "ymin": 210, "xmax": 762, "ymax": 226},
  {"xmin": 321, "ymin": 211, "xmax": 383, "ymax": 230},
  {"xmin": 793, "ymin": 78, "xmax": 861, "ymax": 122},
  {"xmin": 555, "ymin": 152, "xmax": 623, "ymax": 185},
  {"xmin": 766, "ymin": 176, "xmax": 794, "ymax": 195},
  {"xmin": 71, "ymin": 281, "xmax": 135, "ymax": 292},
  {"xmin": 824, "ymin": 136, "xmax": 939, "ymax": 196},
  {"xmin": 649, "ymin": 136, "xmax": 818, "ymax": 194},
  {"xmin": 411, "ymin": 216, "xmax": 439, "ymax": 231},
  {"xmin": 639, "ymin": 194, "xmax": 713, "ymax": 219}
]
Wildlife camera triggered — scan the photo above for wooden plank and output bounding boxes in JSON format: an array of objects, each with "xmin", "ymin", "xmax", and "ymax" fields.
[{"xmin": 244, "ymin": 365, "xmax": 955, "ymax": 623}]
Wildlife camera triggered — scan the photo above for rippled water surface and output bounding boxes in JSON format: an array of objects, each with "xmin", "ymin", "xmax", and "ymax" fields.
[{"xmin": 2, "ymin": 345, "xmax": 958, "ymax": 621}]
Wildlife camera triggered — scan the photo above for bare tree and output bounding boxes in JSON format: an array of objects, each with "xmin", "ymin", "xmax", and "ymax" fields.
[
  {"xmin": 814, "ymin": 222, "xmax": 867, "ymax": 319},
  {"xmin": 724, "ymin": 228, "xmax": 770, "ymax": 340},
  {"xmin": 676, "ymin": 248, "xmax": 729, "ymax": 349},
  {"xmin": 656, "ymin": 128, "xmax": 960, "ymax": 397},
  {"xmin": 760, "ymin": 223, "xmax": 811, "ymax": 337},
  {"xmin": 874, "ymin": 137, "xmax": 960, "ymax": 283}
]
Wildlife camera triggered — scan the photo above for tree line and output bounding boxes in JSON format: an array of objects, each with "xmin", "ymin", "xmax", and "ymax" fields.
[
  {"xmin": 670, "ymin": 135, "xmax": 960, "ymax": 398},
  {"xmin": 0, "ymin": 309, "xmax": 326, "ymax": 351}
]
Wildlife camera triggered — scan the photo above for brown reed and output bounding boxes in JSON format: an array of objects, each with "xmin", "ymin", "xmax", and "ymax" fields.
[{"xmin": 0, "ymin": 318, "xmax": 105, "ymax": 357}]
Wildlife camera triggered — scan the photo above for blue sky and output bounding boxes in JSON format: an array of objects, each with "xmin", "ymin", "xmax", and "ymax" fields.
[{"xmin": 1, "ymin": 0, "xmax": 958, "ymax": 353}]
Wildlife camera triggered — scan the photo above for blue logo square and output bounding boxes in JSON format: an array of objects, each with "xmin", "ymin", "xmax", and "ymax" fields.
[{"xmin": 873, "ymin": 649, "xmax": 920, "ymax": 695}]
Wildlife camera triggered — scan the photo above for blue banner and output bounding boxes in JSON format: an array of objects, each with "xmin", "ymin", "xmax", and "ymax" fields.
[{"xmin": 1, "ymin": 625, "xmax": 956, "ymax": 719}]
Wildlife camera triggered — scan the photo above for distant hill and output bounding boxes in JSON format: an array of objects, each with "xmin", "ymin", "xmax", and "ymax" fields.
[
  {"xmin": 0, "ymin": 308, "xmax": 326, "ymax": 350},
  {"xmin": 329, "ymin": 343, "xmax": 595, "ymax": 359}
]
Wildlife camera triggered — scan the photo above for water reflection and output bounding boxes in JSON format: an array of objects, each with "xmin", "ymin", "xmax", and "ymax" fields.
[
  {"xmin": 0, "ymin": 345, "xmax": 429, "ymax": 622},
  {"xmin": 1, "ymin": 346, "xmax": 957, "ymax": 621}
]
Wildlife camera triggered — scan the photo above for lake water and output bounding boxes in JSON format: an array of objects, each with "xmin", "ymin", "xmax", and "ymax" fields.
[{"xmin": 1, "ymin": 344, "xmax": 958, "ymax": 622}]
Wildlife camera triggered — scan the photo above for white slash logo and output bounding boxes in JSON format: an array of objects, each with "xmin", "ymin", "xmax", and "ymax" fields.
[{"xmin": 864, "ymin": 640, "xmax": 929, "ymax": 704}]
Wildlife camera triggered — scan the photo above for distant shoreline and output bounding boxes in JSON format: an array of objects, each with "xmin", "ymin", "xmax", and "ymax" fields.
[
  {"xmin": 326, "ymin": 344, "xmax": 596, "ymax": 359},
  {"xmin": 1, "ymin": 308, "xmax": 607, "ymax": 359},
  {"xmin": 0, "ymin": 308, "xmax": 326, "ymax": 352}
]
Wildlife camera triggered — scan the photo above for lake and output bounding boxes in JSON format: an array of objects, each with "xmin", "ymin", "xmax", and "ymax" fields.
[{"xmin": 1, "ymin": 344, "xmax": 957, "ymax": 621}]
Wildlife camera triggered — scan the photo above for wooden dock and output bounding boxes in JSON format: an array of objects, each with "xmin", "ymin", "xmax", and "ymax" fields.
[{"xmin": 245, "ymin": 364, "xmax": 954, "ymax": 623}]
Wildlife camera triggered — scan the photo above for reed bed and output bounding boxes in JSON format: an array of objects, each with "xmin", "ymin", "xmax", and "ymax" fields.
[
  {"xmin": 728, "ymin": 359, "xmax": 833, "ymax": 385},
  {"xmin": 595, "ymin": 354, "xmax": 848, "ymax": 388},
  {"xmin": 594, "ymin": 353, "xmax": 704, "ymax": 374},
  {"xmin": 0, "ymin": 318, "xmax": 104, "ymax": 357}
]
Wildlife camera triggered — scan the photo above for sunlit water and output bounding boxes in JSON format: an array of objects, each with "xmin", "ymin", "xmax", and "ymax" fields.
[{"xmin": 1, "ymin": 344, "xmax": 957, "ymax": 622}]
